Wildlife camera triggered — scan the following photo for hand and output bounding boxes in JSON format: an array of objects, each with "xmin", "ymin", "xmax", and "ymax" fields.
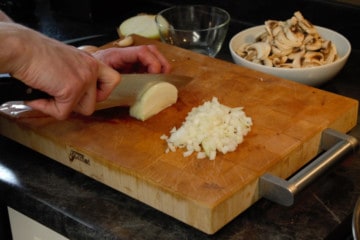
[
  {"xmin": 1, "ymin": 23, "xmax": 121, "ymax": 120},
  {"xmin": 1, "ymin": 19, "xmax": 172, "ymax": 120},
  {"xmin": 92, "ymin": 45, "xmax": 172, "ymax": 74}
]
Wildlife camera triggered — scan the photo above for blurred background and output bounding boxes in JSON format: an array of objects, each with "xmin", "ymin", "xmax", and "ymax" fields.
[{"xmin": 0, "ymin": 0, "xmax": 359, "ymax": 52}]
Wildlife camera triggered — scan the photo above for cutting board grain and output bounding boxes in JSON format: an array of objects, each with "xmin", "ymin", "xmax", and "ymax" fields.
[{"xmin": 0, "ymin": 35, "xmax": 358, "ymax": 234}]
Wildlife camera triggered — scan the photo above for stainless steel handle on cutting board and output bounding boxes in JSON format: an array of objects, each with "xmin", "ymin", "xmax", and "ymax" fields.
[{"xmin": 260, "ymin": 128, "xmax": 359, "ymax": 206}]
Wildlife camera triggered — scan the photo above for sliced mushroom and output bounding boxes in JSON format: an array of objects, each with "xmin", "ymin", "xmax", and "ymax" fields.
[
  {"xmin": 236, "ymin": 43, "xmax": 256, "ymax": 60},
  {"xmin": 236, "ymin": 42, "xmax": 271, "ymax": 62},
  {"xmin": 321, "ymin": 40, "xmax": 338, "ymax": 64},
  {"xmin": 288, "ymin": 49, "xmax": 305, "ymax": 68},
  {"xmin": 273, "ymin": 37, "xmax": 294, "ymax": 52},
  {"xmin": 256, "ymin": 31, "xmax": 271, "ymax": 42},
  {"xmin": 275, "ymin": 30, "xmax": 302, "ymax": 48},
  {"xmin": 246, "ymin": 42, "xmax": 272, "ymax": 60},
  {"xmin": 294, "ymin": 11, "xmax": 317, "ymax": 35},
  {"xmin": 278, "ymin": 63, "xmax": 294, "ymax": 68},
  {"xmin": 272, "ymin": 56, "xmax": 288, "ymax": 67},
  {"xmin": 305, "ymin": 36, "xmax": 322, "ymax": 51},
  {"xmin": 265, "ymin": 20, "xmax": 280, "ymax": 36},
  {"xmin": 262, "ymin": 58, "xmax": 273, "ymax": 67},
  {"xmin": 286, "ymin": 16, "xmax": 298, "ymax": 26},
  {"xmin": 271, "ymin": 44, "xmax": 293, "ymax": 57},
  {"xmin": 302, "ymin": 62, "xmax": 322, "ymax": 68},
  {"xmin": 236, "ymin": 11, "xmax": 338, "ymax": 69},
  {"xmin": 284, "ymin": 25, "xmax": 304, "ymax": 45},
  {"xmin": 303, "ymin": 51, "xmax": 324, "ymax": 66}
]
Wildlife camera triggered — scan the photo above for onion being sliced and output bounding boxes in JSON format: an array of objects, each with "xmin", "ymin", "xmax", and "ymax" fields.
[
  {"xmin": 130, "ymin": 81, "xmax": 178, "ymax": 121},
  {"xmin": 161, "ymin": 97, "xmax": 252, "ymax": 160}
]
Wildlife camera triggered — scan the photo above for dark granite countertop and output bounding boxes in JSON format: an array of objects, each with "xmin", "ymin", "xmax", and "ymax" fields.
[{"xmin": 1, "ymin": 0, "xmax": 360, "ymax": 239}]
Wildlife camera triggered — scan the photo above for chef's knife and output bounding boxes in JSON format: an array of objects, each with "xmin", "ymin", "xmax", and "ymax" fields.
[{"xmin": 0, "ymin": 74, "xmax": 193, "ymax": 109}]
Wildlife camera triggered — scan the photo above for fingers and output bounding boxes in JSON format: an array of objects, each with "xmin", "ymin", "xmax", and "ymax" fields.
[
  {"xmin": 146, "ymin": 45, "xmax": 172, "ymax": 73},
  {"xmin": 93, "ymin": 45, "xmax": 171, "ymax": 74},
  {"xmin": 26, "ymin": 98, "xmax": 74, "ymax": 120},
  {"xmin": 72, "ymin": 79, "xmax": 97, "ymax": 116},
  {"xmin": 136, "ymin": 45, "xmax": 171, "ymax": 73},
  {"xmin": 96, "ymin": 62, "xmax": 121, "ymax": 102},
  {"xmin": 26, "ymin": 85, "xmax": 95, "ymax": 120},
  {"xmin": 25, "ymin": 82, "xmax": 96, "ymax": 120},
  {"xmin": 26, "ymin": 63, "xmax": 120, "ymax": 120}
]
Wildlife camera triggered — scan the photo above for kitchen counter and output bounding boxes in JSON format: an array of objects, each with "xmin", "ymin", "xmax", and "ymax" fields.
[{"xmin": 1, "ymin": 0, "xmax": 360, "ymax": 239}]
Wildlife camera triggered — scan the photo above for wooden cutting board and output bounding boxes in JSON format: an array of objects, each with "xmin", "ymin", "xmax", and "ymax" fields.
[{"xmin": 0, "ymin": 35, "xmax": 358, "ymax": 234}]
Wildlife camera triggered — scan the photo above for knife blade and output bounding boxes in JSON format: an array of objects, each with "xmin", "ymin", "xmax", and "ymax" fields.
[
  {"xmin": 95, "ymin": 73, "xmax": 193, "ymax": 110},
  {"xmin": 0, "ymin": 73, "xmax": 193, "ymax": 109}
]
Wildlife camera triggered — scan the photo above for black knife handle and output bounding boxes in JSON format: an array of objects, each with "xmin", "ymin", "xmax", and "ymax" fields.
[{"xmin": 0, "ymin": 76, "xmax": 51, "ymax": 104}]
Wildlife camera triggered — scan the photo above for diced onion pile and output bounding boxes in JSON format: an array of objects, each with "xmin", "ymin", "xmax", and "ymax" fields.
[{"xmin": 160, "ymin": 97, "xmax": 252, "ymax": 160}]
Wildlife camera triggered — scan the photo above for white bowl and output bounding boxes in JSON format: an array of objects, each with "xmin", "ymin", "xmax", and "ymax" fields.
[{"xmin": 229, "ymin": 25, "xmax": 351, "ymax": 86}]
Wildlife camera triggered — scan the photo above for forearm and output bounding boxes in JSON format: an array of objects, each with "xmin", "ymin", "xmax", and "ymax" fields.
[
  {"xmin": 0, "ymin": 22, "xmax": 28, "ymax": 74},
  {"xmin": 0, "ymin": 11, "xmax": 17, "ymax": 73}
]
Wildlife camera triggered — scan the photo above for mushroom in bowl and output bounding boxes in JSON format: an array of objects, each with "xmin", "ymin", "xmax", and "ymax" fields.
[{"xmin": 229, "ymin": 11, "xmax": 351, "ymax": 86}]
